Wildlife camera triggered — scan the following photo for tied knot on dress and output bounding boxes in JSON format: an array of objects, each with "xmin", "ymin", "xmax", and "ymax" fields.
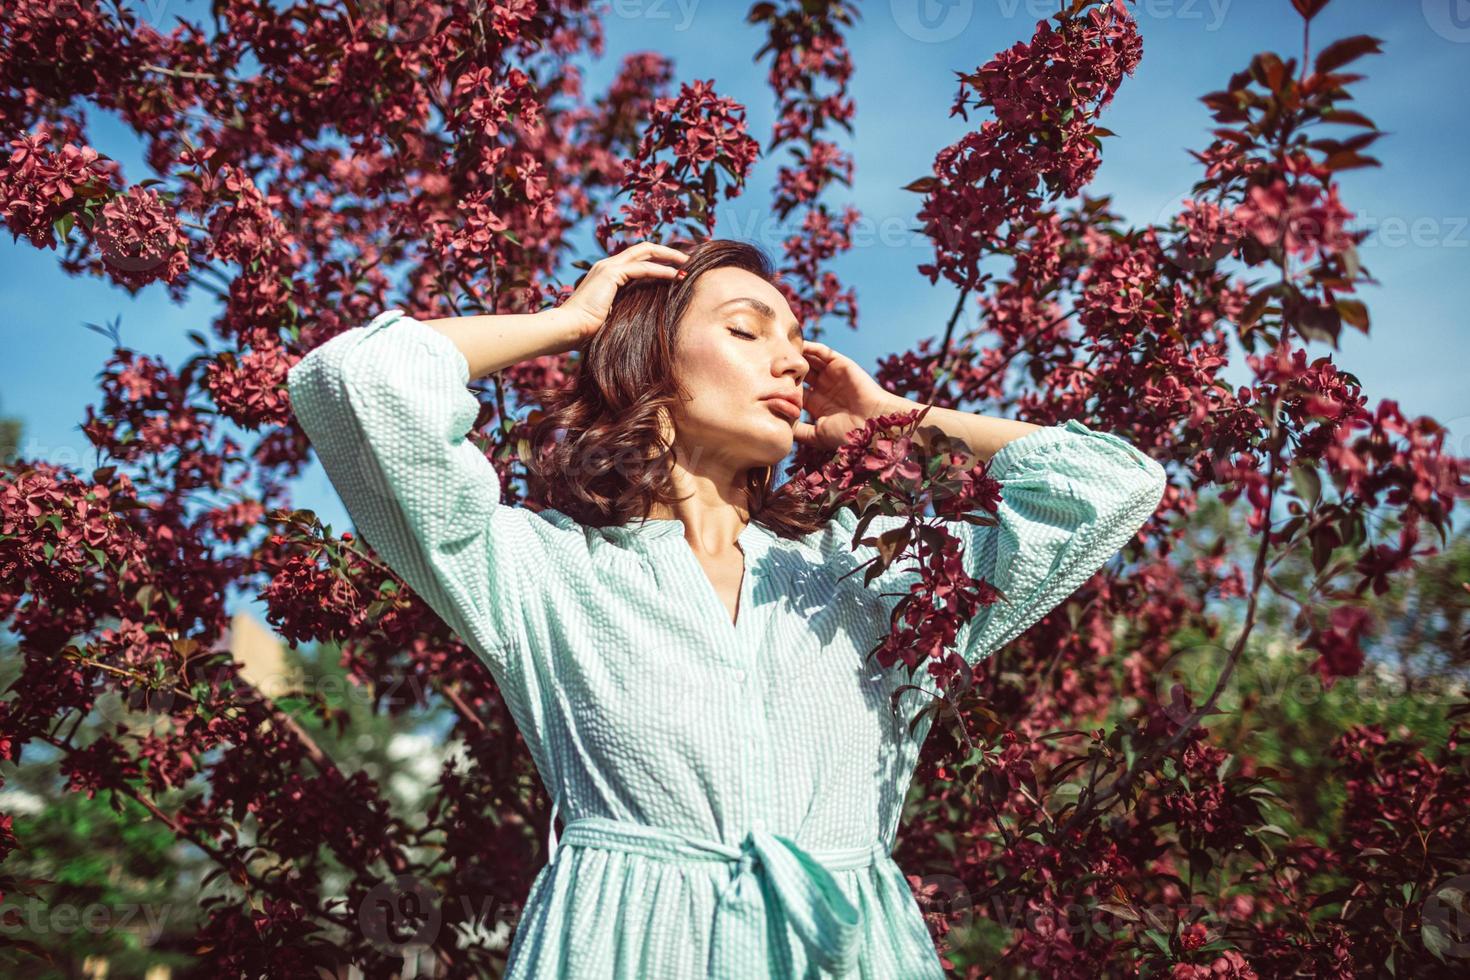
[
  {"xmin": 558, "ymin": 816, "xmax": 874, "ymax": 977},
  {"xmin": 716, "ymin": 827, "xmax": 866, "ymax": 975},
  {"xmin": 734, "ymin": 843, "xmax": 758, "ymax": 880}
]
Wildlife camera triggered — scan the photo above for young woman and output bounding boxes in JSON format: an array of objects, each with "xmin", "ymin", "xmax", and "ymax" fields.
[{"xmin": 287, "ymin": 238, "xmax": 1166, "ymax": 978}]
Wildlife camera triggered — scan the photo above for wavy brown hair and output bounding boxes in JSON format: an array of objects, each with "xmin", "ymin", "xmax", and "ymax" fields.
[{"xmin": 527, "ymin": 238, "xmax": 827, "ymax": 539}]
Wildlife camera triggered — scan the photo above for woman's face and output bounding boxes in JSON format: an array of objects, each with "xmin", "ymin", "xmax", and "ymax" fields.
[{"xmin": 668, "ymin": 266, "xmax": 809, "ymax": 473}]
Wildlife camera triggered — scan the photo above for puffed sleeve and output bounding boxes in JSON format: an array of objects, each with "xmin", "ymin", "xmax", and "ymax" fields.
[
  {"xmin": 285, "ymin": 308, "xmax": 530, "ymax": 686},
  {"xmin": 835, "ymin": 418, "xmax": 1167, "ymax": 668}
]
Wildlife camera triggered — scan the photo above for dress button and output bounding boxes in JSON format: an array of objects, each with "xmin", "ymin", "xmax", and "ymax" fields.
[{"xmin": 733, "ymin": 669, "xmax": 746, "ymax": 682}]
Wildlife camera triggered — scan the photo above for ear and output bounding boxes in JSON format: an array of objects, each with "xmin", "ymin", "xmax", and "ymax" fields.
[{"xmin": 655, "ymin": 404, "xmax": 675, "ymax": 449}]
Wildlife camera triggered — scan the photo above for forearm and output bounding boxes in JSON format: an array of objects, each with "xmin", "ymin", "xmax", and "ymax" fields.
[
  {"xmin": 879, "ymin": 394, "xmax": 1042, "ymax": 462},
  {"xmin": 418, "ymin": 308, "xmax": 585, "ymax": 380}
]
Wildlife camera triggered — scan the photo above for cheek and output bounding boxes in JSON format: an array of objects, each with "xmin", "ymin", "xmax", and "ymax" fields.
[{"xmin": 675, "ymin": 343, "xmax": 753, "ymax": 412}]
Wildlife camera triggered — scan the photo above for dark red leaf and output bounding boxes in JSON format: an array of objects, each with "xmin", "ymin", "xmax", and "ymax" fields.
[
  {"xmin": 1314, "ymin": 34, "xmax": 1383, "ymax": 74},
  {"xmin": 1291, "ymin": 0, "xmax": 1331, "ymax": 20},
  {"xmin": 1319, "ymin": 109, "xmax": 1377, "ymax": 128}
]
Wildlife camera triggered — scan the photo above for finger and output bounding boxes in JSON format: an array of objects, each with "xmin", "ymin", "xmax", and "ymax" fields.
[
  {"xmin": 802, "ymin": 338, "xmax": 840, "ymax": 357},
  {"xmin": 619, "ymin": 260, "xmax": 684, "ymax": 282},
  {"xmin": 621, "ymin": 240, "xmax": 689, "ymax": 265},
  {"xmin": 791, "ymin": 420, "xmax": 819, "ymax": 444},
  {"xmin": 644, "ymin": 241, "xmax": 691, "ymax": 263},
  {"xmin": 802, "ymin": 339, "xmax": 840, "ymax": 366}
]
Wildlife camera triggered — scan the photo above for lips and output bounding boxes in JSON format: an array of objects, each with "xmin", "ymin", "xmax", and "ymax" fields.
[{"xmin": 762, "ymin": 395, "xmax": 802, "ymax": 421}]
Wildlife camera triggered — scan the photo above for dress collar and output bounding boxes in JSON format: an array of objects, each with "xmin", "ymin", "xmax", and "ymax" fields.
[{"xmin": 597, "ymin": 516, "xmax": 774, "ymax": 555}]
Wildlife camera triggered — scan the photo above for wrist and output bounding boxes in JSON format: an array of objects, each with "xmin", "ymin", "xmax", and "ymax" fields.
[
  {"xmin": 537, "ymin": 305, "xmax": 593, "ymax": 352},
  {"xmin": 874, "ymin": 391, "xmax": 919, "ymax": 416}
]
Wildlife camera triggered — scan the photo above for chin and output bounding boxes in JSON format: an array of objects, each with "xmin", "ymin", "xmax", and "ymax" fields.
[
  {"xmin": 755, "ymin": 432, "xmax": 795, "ymax": 465},
  {"xmin": 733, "ymin": 424, "xmax": 792, "ymax": 467}
]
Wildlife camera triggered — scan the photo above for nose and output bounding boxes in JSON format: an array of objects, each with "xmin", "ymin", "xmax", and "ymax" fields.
[{"xmin": 775, "ymin": 341, "xmax": 807, "ymax": 384}]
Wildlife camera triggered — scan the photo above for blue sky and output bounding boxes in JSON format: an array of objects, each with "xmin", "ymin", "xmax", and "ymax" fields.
[{"xmin": 2, "ymin": 0, "xmax": 1467, "ymax": 559}]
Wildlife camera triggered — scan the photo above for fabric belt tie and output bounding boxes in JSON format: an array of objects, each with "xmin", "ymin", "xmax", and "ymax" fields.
[{"xmin": 557, "ymin": 816, "xmax": 881, "ymax": 977}]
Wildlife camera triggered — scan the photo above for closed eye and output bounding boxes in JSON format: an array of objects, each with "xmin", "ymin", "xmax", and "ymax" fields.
[{"xmin": 727, "ymin": 327, "xmax": 757, "ymax": 339}]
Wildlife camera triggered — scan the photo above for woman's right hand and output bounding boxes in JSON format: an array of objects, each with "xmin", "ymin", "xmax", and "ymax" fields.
[{"xmin": 551, "ymin": 240, "xmax": 690, "ymax": 344}]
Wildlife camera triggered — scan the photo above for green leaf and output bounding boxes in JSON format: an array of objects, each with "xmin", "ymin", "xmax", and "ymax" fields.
[
  {"xmin": 274, "ymin": 696, "xmax": 310, "ymax": 715},
  {"xmin": 1422, "ymin": 922, "xmax": 1450, "ymax": 963},
  {"xmin": 1290, "ymin": 463, "xmax": 1322, "ymax": 508}
]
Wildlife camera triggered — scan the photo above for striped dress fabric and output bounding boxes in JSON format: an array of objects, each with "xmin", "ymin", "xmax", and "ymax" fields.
[{"xmin": 286, "ymin": 309, "xmax": 1168, "ymax": 978}]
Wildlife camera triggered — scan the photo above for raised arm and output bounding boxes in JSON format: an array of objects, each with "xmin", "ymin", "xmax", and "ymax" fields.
[
  {"xmin": 285, "ymin": 244, "xmax": 688, "ymax": 684},
  {"xmin": 831, "ymin": 417, "xmax": 1167, "ymax": 669},
  {"xmin": 944, "ymin": 418, "xmax": 1166, "ymax": 665},
  {"xmin": 285, "ymin": 308, "xmax": 564, "ymax": 685},
  {"xmin": 798, "ymin": 341, "xmax": 1167, "ymax": 670}
]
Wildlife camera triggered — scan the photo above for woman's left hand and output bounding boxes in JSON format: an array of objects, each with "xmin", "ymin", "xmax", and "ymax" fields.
[{"xmin": 793, "ymin": 340, "xmax": 908, "ymax": 451}]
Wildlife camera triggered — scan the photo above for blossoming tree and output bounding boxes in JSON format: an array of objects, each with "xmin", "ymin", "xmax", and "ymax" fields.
[{"xmin": 1, "ymin": 0, "xmax": 1466, "ymax": 975}]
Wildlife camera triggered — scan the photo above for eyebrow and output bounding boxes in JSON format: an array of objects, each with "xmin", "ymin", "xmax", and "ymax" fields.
[{"xmin": 717, "ymin": 297, "xmax": 805, "ymax": 341}]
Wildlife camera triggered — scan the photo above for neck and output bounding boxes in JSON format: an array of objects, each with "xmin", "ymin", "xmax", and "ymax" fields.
[{"xmin": 644, "ymin": 458, "xmax": 761, "ymax": 551}]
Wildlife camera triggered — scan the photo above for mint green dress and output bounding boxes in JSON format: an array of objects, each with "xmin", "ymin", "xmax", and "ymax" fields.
[{"xmin": 287, "ymin": 309, "xmax": 1167, "ymax": 979}]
